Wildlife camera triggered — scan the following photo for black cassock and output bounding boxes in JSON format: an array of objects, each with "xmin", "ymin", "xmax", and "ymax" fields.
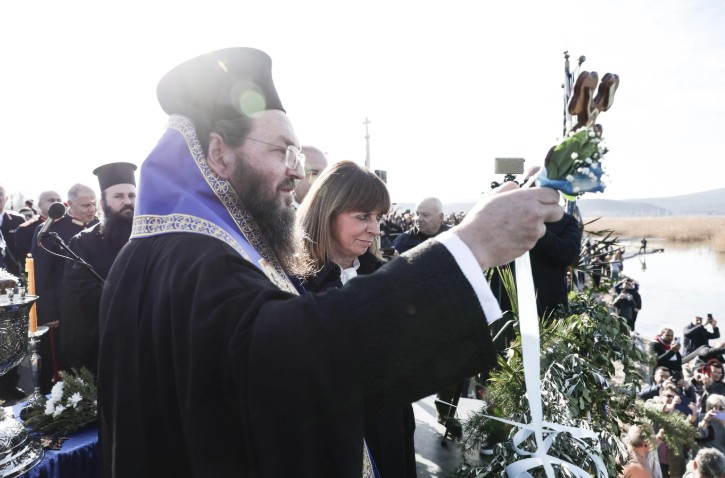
[
  {"xmin": 61, "ymin": 223, "xmax": 122, "ymax": 375},
  {"xmin": 31, "ymin": 214, "xmax": 98, "ymax": 326},
  {"xmin": 98, "ymin": 233, "xmax": 496, "ymax": 478}
]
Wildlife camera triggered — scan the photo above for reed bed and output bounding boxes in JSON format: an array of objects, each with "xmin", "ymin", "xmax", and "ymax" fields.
[{"xmin": 582, "ymin": 216, "xmax": 725, "ymax": 253}]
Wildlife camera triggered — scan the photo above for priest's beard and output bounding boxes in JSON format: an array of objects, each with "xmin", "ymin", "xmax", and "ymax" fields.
[
  {"xmin": 101, "ymin": 204, "xmax": 134, "ymax": 250},
  {"xmin": 230, "ymin": 153, "xmax": 298, "ymax": 271}
]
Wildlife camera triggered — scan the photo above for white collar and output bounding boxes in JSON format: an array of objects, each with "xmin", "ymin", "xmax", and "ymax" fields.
[{"xmin": 339, "ymin": 257, "xmax": 361, "ymax": 285}]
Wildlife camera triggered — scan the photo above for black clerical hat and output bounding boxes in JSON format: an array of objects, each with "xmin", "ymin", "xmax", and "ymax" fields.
[
  {"xmin": 156, "ymin": 47, "xmax": 284, "ymax": 126},
  {"xmin": 93, "ymin": 162, "xmax": 137, "ymax": 191}
]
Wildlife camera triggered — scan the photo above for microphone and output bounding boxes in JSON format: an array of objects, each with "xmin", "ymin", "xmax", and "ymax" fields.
[{"xmin": 38, "ymin": 202, "xmax": 67, "ymax": 238}]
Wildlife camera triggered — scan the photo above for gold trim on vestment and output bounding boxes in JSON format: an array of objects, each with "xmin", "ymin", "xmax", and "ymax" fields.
[
  {"xmin": 167, "ymin": 115, "xmax": 297, "ymax": 295},
  {"xmin": 132, "ymin": 214, "xmax": 252, "ymax": 262}
]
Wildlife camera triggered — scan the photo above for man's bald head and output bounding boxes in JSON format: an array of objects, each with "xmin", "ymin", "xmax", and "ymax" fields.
[
  {"xmin": 415, "ymin": 197, "xmax": 444, "ymax": 236},
  {"xmin": 294, "ymin": 146, "xmax": 328, "ymax": 204},
  {"xmin": 38, "ymin": 190, "xmax": 63, "ymax": 217}
]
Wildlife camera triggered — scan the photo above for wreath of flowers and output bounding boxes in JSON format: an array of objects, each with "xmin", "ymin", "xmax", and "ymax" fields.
[{"xmin": 23, "ymin": 368, "xmax": 97, "ymax": 436}]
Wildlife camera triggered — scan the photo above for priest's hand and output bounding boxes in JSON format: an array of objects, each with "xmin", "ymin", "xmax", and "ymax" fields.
[{"xmin": 453, "ymin": 182, "xmax": 563, "ymax": 270}]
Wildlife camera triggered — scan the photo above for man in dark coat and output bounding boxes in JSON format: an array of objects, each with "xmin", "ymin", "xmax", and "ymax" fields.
[
  {"xmin": 684, "ymin": 315, "xmax": 720, "ymax": 356},
  {"xmin": 529, "ymin": 212, "xmax": 582, "ymax": 318},
  {"xmin": 31, "ymin": 183, "xmax": 98, "ymax": 392},
  {"xmin": 650, "ymin": 327, "xmax": 684, "ymax": 379},
  {"xmin": 392, "ymin": 197, "xmax": 450, "ymax": 253},
  {"xmin": 97, "ymin": 47, "xmax": 563, "ymax": 478},
  {"xmin": 13, "ymin": 190, "xmax": 63, "ymax": 276},
  {"xmin": 0, "ymin": 185, "xmax": 27, "ymax": 278},
  {"xmin": 60, "ymin": 163, "xmax": 136, "ymax": 375}
]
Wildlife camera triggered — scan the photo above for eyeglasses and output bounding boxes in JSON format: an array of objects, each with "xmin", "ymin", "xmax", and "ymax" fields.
[{"xmin": 244, "ymin": 138, "xmax": 305, "ymax": 171}]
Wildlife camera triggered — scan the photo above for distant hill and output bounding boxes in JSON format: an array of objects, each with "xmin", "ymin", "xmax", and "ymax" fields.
[
  {"xmin": 392, "ymin": 188, "xmax": 725, "ymax": 217},
  {"xmin": 578, "ymin": 188, "xmax": 725, "ymax": 217}
]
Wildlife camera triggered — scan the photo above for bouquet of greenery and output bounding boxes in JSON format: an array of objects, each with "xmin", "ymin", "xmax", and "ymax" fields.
[
  {"xmin": 23, "ymin": 368, "xmax": 97, "ymax": 436},
  {"xmin": 536, "ymin": 126, "xmax": 609, "ymax": 196}
]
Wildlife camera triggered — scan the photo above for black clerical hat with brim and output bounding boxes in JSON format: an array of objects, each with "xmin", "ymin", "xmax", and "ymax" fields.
[
  {"xmin": 156, "ymin": 47, "xmax": 284, "ymax": 126},
  {"xmin": 93, "ymin": 162, "xmax": 137, "ymax": 192}
]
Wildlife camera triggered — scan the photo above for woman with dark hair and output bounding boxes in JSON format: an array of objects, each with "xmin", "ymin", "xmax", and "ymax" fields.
[{"xmin": 296, "ymin": 160, "xmax": 417, "ymax": 477}]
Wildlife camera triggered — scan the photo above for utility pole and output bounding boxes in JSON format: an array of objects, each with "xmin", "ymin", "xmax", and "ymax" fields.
[{"xmin": 363, "ymin": 117, "xmax": 371, "ymax": 170}]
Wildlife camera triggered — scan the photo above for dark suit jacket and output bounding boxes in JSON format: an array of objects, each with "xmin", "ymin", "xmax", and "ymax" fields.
[
  {"xmin": 30, "ymin": 214, "xmax": 98, "ymax": 325},
  {"xmin": 1, "ymin": 211, "xmax": 27, "ymax": 277},
  {"xmin": 530, "ymin": 213, "xmax": 582, "ymax": 317},
  {"xmin": 61, "ymin": 223, "xmax": 124, "ymax": 375},
  {"xmin": 12, "ymin": 215, "xmax": 45, "ymax": 277}
]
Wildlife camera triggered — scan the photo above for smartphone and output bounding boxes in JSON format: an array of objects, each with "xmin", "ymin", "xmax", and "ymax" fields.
[
  {"xmin": 673, "ymin": 337, "xmax": 680, "ymax": 345},
  {"xmin": 381, "ymin": 247, "xmax": 396, "ymax": 257}
]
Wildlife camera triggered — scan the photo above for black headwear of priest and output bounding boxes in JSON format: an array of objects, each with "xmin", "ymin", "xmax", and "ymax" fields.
[
  {"xmin": 156, "ymin": 47, "xmax": 285, "ymax": 153},
  {"xmin": 93, "ymin": 162, "xmax": 137, "ymax": 192}
]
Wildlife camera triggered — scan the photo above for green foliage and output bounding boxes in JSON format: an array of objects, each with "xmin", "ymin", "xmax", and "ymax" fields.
[
  {"xmin": 24, "ymin": 368, "xmax": 97, "ymax": 436},
  {"xmin": 635, "ymin": 401, "xmax": 698, "ymax": 457},
  {"xmin": 544, "ymin": 128, "xmax": 606, "ymax": 181},
  {"xmin": 455, "ymin": 294, "xmax": 644, "ymax": 477}
]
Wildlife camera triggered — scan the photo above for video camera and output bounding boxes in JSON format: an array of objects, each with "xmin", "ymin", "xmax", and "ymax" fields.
[{"xmin": 491, "ymin": 157, "xmax": 525, "ymax": 189}]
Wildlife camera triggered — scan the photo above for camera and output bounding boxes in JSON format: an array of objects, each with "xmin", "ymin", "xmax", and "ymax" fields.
[{"xmin": 491, "ymin": 157, "xmax": 525, "ymax": 189}]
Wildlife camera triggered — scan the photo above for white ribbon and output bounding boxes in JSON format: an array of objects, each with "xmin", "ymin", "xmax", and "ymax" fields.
[{"xmin": 483, "ymin": 251, "xmax": 607, "ymax": 477}]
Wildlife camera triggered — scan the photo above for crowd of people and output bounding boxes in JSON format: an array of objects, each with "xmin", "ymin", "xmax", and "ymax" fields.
[
  {"xmin": 0, "ymin": 164, "xmax": 137, "ymax": 401},
  {"xmin": 631, "ymin": 315, "xmax": 723, "ymax": 477},
  {"xmin": 0, "ymin": 46, "xmax": 721, "ymax": 478}
]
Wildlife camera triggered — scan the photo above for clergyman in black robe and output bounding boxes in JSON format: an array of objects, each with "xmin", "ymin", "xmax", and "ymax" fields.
[{"xmin": 61, "ymin": 162, "xmax": 136, "ymax": 375}]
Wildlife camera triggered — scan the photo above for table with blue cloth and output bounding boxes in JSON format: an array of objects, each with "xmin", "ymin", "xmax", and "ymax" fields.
[{"xmin": 11, "ymin": 401, "xmax": 98, "ymax": 478}]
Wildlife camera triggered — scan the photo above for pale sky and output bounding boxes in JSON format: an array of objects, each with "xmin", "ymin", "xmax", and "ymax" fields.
[{"xmin": 2, "ymin": 0, "xmax": 723, "ymax": 208}]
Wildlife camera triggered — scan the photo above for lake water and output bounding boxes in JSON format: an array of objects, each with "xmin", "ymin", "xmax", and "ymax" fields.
[{"xmin": 617, "ymin": 239, "xmax": 725, "ymax": 342}]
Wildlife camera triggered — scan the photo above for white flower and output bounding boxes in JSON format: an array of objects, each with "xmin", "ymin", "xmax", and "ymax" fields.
[
  {"xmin": 44, "ymin": 400, "xmax": 56, "ymax": 416},
  {"xmin": 77, "ymin": 379, "xmax": 86, "ymax": 386},
  {"xmin": 53, "ymin": 404, "xmax": 66, "ymax": 418},
  {"xmin": 585, "ymin": 157, "xmax": 592, "ymax": 164},
  {"xmin": 50, "ymin": 382, "xmax": 64, "ymax": 402},
  {"xmin": 573, "ymin": 186, "xmax": 581, "ymax": 193},
  {"xmin": 566, "ymin": 175, "xmax": 575, "ymax": 182},
  {"xmin": 588, "ymin": 130, "xmax": 595, "ymax": 137},
  {"xmin": 68, "ymin": 392, "xmax": 83, "ymax": 409},
  {"xmin": 580, "ymin": 167, "xmax": 590, "ymax": 174},
  {"xmin": 571, "ymin": 152, "xmax": 579, "ymax": 160}
]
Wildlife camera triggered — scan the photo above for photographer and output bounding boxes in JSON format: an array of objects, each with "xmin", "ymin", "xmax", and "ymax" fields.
[
  {"xmin": 638, "ymin": 366, "xmax": 672, "ymax": 400},
  {"xmin": 701, "ymin": 363, "xmax": 725, "ymax": 412},
  {"xmin": 685, "ymin": 315, "xmax": 720, "ymax": 356},
  {"xmin": 650, "ymin": 328, "xmax": 684, "ymax": 379}
]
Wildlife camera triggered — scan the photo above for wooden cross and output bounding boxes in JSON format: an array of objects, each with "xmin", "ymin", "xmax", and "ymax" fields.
[{"xmin": 568, "ymin": 71, "xmax": 620, "ymax": 131}]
